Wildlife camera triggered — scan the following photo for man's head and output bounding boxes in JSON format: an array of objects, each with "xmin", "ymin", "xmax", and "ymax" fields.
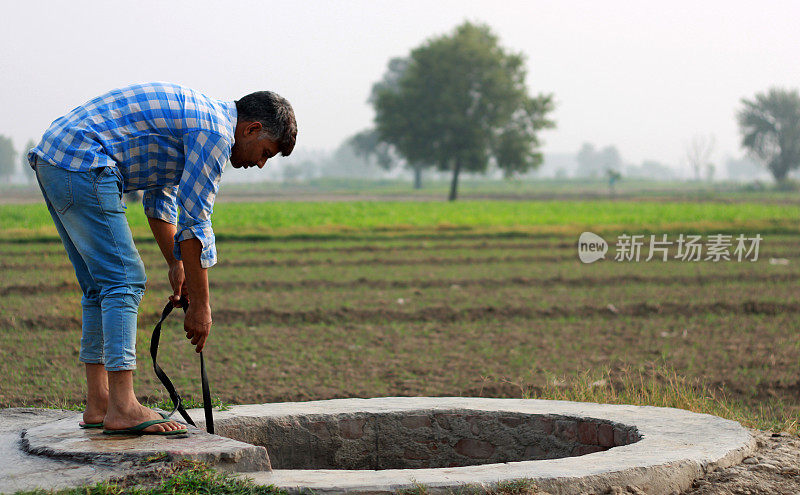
[{"xmin": 231, "ymin": 91, "xmax": 297, "ymax": 169}]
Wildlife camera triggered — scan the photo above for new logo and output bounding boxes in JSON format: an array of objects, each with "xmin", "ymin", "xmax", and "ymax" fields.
[{"xmin": 578, "ymin": 232, "xmax": 607, "ymax": 264}]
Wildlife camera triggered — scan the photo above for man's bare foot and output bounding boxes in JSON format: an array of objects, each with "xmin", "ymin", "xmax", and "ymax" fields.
[
  {"xmin": 83, "ymin": 395, "xmax": 108, "ymax": 425},
  {"xmin": 103, "ymin": 403, "xmax": 185, "ymax": 433},
  {"xmin": 84, "ymin": 363, "xmax": 109, "ymax": 425}
]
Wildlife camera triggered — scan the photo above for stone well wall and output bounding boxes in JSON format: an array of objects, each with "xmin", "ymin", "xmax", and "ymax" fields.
[{"xmin": 213, "ymin": 409, "xmax": 640, "ymax": 469}]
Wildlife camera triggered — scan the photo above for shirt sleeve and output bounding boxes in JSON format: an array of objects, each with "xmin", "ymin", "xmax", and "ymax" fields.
[
  {"xmin": 142, "ymin": 186, "xmax": 179, "ymax": 224},
  {"xmin": 172, "ymin": 131, "xmax": 229, "ymax": 268}
]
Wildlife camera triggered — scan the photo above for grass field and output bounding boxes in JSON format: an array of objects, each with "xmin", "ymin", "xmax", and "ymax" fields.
[
  {"xmin": 2, "ymin": 198, "xmax": 799, "ymax": 239},
  {"xmin": 1, "ymin": 199, "xmax": 798, "ymax": 435}
]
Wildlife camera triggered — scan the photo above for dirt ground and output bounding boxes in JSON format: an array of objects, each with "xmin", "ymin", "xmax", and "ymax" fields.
[
  {"xmin": 679, "ymin": 429, "xmax": 800, "ymax": 495},
  {"xmin": 601, "ymin": 429, "xmax": 800, "ymax": 495}
]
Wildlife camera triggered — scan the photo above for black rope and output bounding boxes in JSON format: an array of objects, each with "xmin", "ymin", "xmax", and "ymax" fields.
[{"xmin": 150, "ymin": 298, "xmax": 214, "ymax": 434}]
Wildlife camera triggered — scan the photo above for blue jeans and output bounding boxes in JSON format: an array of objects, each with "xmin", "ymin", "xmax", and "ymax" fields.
[{"xmin": 34, "ymin": 156, "xmax": 146, "ymax": 371}]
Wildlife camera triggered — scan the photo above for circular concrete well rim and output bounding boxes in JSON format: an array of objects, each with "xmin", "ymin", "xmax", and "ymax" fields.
[{"xmin": 189, "ymin": 397, "xmax": 755, "ymax": 494}]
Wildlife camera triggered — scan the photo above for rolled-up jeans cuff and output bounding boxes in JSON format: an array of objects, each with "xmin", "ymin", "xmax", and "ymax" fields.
[
  {"xmin": 80, "ymin": 358, "xmax": 106, "ymax": 365},
  {"xmin": 79, "ymin": 296, "xmax": 104, "ymax": 364},
  {"xmin": 101, "ymin": 293, "xmax": 140, "ymax": 371},
  {"xmin": 105, "ymin": 363, "xmax": 137, "ymax": 371}
]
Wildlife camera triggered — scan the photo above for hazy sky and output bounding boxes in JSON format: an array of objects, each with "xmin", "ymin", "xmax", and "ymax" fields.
[{"xmin": 1, "ymin": 0, "xmax": 798, "ymax": 173}]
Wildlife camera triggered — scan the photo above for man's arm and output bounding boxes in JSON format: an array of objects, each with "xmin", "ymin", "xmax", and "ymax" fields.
[
  {"xmin": 148, "ymin": 217, "xmax": 178, "ymax": 264},
  {"xmin": 147, "ymin": 217, "xmax": 186, "ymax": 307},
  {"xmin": 180, "ymin": 238, "xmax": 212, "ymax": 353},
  {"xmin": 149, "ymin": 218, "xmax": 211, "ymax": 352}
]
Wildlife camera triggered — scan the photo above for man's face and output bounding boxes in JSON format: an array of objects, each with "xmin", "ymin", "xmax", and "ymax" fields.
[{"xmin": 230, "ymin": 122, "xmax": 281, "ymax": 169}]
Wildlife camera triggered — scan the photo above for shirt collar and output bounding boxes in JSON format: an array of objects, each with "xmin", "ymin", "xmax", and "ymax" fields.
[{"xmin": 226, "ymin": 101, "xmax": 238, "ymax": 141}]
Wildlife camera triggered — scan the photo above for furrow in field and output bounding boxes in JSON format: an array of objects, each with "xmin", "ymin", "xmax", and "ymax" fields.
[
  {"xmin": 4, "ymin": 271, "xmax": 799, "ymax": 297},
  {"xmin": 0, "ymin": 314, "xmax": 81, "ymax": 330},
  {"xmin": 3, "ymin": 235, "xmax": 799, "ymax": 257},
  {"xmin": 204, "ymin": 300, "xmax": 800, "ymax": 325},
  {"xmin": 222, "ymin": 240, "xmax": 575, "ymax": 254},
  {"xmin": 4, "ymin": 243, "xmax": 795, "ymax": 270},
  {"xmin": 4, "ymin": 300, "xmax": 795, "ymax": 330},
  {"xmin": 222, "ymin": 254, "xmax": 571, "ymax": 267},
  {"xmin": 0, "ymin": 253, "xmax": 570, "ymax": 270},
  {"xmin": 0, "ymin": 237, "xmax": 561, "ymax": 254},
  {"xmin": 0, "ymin": 281, "xmax": 77, "ymax": 296},
  {"xmin": 218, "ymin": 271, "xmax": 800, "ymax": 290}
]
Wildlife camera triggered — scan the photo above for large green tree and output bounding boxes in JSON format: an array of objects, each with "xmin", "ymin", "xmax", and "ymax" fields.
[
  {"xmin": 357, "ymin": 57, "xmax": 430, "ymax": 189},
  {"xmin": 0, "ymin": 135, "xmax": 17, "ymax": 182},
  {"xmin": 737, "ymin": 87, "xmax": 800, "ymax": 183},
  {"xmin": 372, "ymin": 22, "xmax": 555, "ymax": 200}
]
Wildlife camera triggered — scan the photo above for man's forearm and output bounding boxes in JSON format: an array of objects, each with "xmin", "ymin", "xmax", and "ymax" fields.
[
  {"xmin": 179, "ymin": 238, "xmax": 209, "ymax": 305},
  {"xmin": 147, "ymin": 217, "xmax": 178, "ymax": 266}
]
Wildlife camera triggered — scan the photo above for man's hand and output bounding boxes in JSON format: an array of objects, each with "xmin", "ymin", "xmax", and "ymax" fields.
[
  {"xmin": 179, "ymin": 237, "xmax": 211, "ymax": 353},
  {"xmin": 185, "ymin": 302, "xmax": 212, "ymax": 353},
  {"xmin": 168, "ymin": 260, "xmax": 187, "ymax": 307}
]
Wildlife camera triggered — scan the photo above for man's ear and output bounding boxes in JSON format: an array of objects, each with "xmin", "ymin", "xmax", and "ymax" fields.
[{"xmin": 245, "ymin": 121, "xmax": 263, "ymax": 136}]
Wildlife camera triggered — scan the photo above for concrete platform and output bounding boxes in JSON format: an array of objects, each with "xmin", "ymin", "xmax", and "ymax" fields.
[
  {"xmin": 20, "ymin": 413, "xmax": 271, "ymax": 472},
  {"xmin": 1, "ymin": 408, "xmax": 123, "ymax": 494},
  {"xmin": 2, "ymin": 398, "xmax": 756, "ymax": 495}
]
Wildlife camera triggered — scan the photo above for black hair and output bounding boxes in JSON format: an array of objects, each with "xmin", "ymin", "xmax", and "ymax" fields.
[{"xmin": 235, "ymin": 91, "xmax": 297, "ymax": 156}]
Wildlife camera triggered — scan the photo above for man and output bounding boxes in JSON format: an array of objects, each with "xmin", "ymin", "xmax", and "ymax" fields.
[{"xmin": 28, "ymin": 82, "xmax": 297, "ymax": 435}]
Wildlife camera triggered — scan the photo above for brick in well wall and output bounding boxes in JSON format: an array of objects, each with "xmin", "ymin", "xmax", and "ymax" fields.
[
  {"xmin": 598, "ymin": 423, "xmax": 615, "ymax": 447},
  {"xmin": 454, "ymin": 438, "xmax": 495, "ymax": 459},
  {"xmin": 433, "ymin": 413, "xmax": 463, "ymax": 429},
  {"xmin": 400, "ymin": 415, "xmax": 432, "ymax": 429},
  {"xmin": 578, "ymin": 421, "xmax": 598, "ymax": 445},
  {"xmin": 614, "ymin": 427, "xmax": 627, "ymax": 446},
  {"xmin": 466, "ymin": 415, "xmax": 481, "ymax": 435},
  {"xmin": 338, "ymin": 418, "xmax": 366, "ymax": 439},
  {"xmin": 555, "ymin": 419, "xmax": 578, "ymax": 442},
  {"xmin": 307, "ymin": 421, "xmax": 331, "ymax": 441},
  {"xmin": 500, "ymin": 416, "xmax": 525, "ymax": 427},
  {"xmin": 524, "ymin": 444, "xmax": 546, "ymax": 459}
]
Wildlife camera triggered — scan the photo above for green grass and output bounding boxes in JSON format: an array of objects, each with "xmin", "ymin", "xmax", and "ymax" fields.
[
  {"xmin": 10, "ymin": 459, "xmax": 542, "ymax": 495},
  {"xmin": 2, "ymin": 200, "xmax": 799, "ymax": 241},
  {"xmin": 11, "ymin": 460, "xmax": 285, "ymax": 495},
  {"xmin": 529, "ymin": 362, "xmax": 797, "ymax": 433},
  {"xmin": 397, "ymin": 478, "xmax": 540, "ymax": 495}
]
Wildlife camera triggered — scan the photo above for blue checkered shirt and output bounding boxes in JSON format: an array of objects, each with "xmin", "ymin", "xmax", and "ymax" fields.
[{"xmin": 28, "ymin": 82, "xmax": 237, "ymax": 268}]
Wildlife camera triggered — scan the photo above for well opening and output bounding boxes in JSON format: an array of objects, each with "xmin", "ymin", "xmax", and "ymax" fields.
[{"xmin": 213, "ymin": 409, "xmax": 640, "ymax": 470}]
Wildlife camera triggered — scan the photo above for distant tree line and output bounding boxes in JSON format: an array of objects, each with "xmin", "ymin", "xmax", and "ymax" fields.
[
  {"xmin": 2, "ymin": 35, "xmax": 798, "ymax": 192},
  {"xmin": 575, "ymin": 143, "xmax": 622, "ymax": 179},
  {"xmin": 0, "ymin": 136, "xmax": 36, "ymax": 184}
]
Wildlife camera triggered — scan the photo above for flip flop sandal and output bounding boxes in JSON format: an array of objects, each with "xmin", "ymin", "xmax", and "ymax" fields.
[
  {"xmin": 80, "ymin": 411, "xmax": 174, "ymax": 429},
  {"xmin": 102, "ymin": 418, "xmax": 188, "ymax": 436}
]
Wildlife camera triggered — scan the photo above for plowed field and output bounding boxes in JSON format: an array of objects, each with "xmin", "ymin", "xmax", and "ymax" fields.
[{"xmin": 1, "ymin": 200, "xmax": 798, "ymax": 432}]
